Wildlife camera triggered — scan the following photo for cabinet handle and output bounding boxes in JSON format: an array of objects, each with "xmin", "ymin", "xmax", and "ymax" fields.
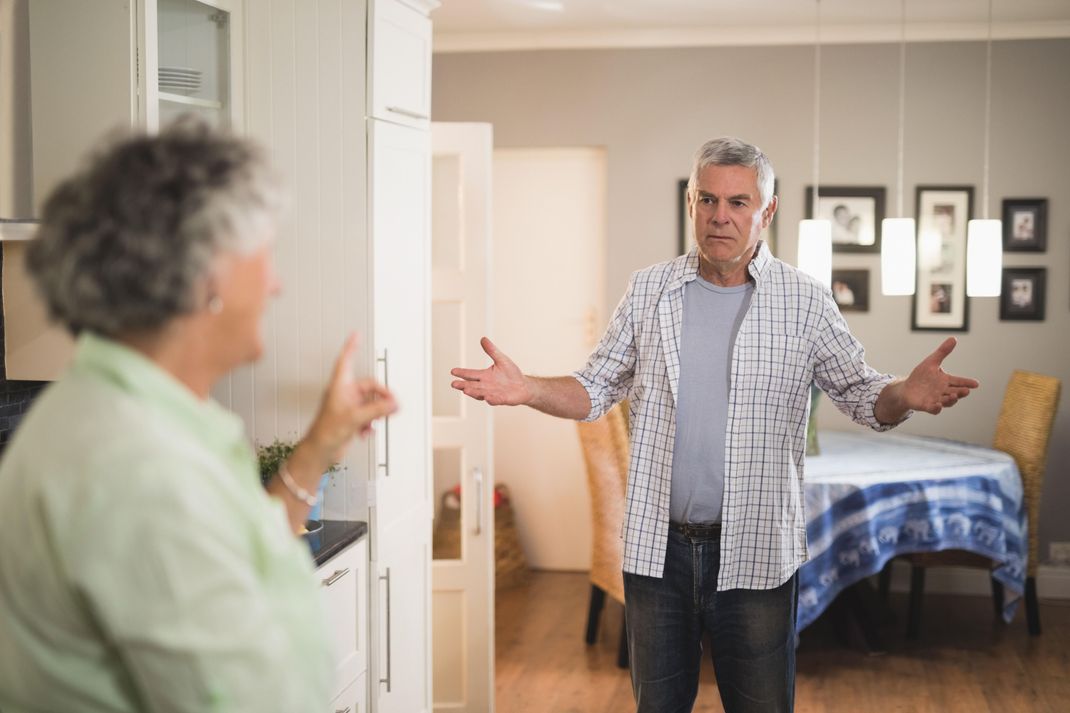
[
  {"xmin": 376, "ymin": 351, "xmax": 390, "ymax": 477},
  {"xmin": 321, "ymin": 568, "xmax": 350, "ymax": 587},
  {"xmin": 335, "ymin": 708, "xmax": 351, "ymax": 713},
  {"xmin": 379, "ymin": 568, "xmax": 392, "ymax": 692},
  {"xmin": 473, "ymin": 467, "xmax": 484, "ymax": 536},
  {"xmin": 385, "ymin": 105, "xmax": 429, "ymax": 120}
]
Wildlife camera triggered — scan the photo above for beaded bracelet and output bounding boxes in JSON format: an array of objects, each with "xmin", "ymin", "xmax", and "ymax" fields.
[{"xmin": 278, "ymin": 463, "xmax": 317, "ymax": 507}]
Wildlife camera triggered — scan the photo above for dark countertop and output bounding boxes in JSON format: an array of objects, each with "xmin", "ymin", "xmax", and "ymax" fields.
[{"xmin": 306, "ymin": 519, "xmax": 367, "ymax": 567}]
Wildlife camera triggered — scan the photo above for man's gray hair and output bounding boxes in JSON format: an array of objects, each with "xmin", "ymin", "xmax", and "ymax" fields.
[
  {"xmin": 27, "ymin": 119, "xmax": 283, "ymax": 336},
  {"xmin": 686, "ymin": 137, "xmax": 776, "ymax": 210}
]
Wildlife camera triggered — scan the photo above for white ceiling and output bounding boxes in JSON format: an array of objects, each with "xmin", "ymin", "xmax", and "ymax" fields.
[{"xmin": 432, "ymin": 0, "xmax": 1070, "ymax": 53}]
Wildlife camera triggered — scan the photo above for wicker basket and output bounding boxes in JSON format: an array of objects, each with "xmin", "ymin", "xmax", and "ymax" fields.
[{"xmin": 430, "ymin": 483, "xmax": 529, "ymax": 589}]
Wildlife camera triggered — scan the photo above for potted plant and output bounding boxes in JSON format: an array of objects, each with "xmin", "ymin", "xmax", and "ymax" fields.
[{"xmin": 256, "ymin": 439, "xmax": 340, "ymax": 527}]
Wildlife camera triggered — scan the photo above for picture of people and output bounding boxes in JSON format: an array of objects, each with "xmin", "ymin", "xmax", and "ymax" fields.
[
  {"xmin": 805, "ymin": 186, "xmax": 885, "ymax": 253},
  {"xmin": 1000, "ymin": 267, "xmax": 1046, "ymax": 321},
  {"xmin": 1012, "ymin": 210, "xmax": 1035, "ymax": 241},
  {"xmin": 1002, "ymin": 198, "xmax": 1047, "ymax": 252},
  {"xmin": 913, "ymin": 186, "xmax": 972, "ymax": 332},
  {"xmin": 929, "ymin": 283, "xmax": 952, "ymax": 314},
  {"xmin": 830, "ymin": 269, "xmax": 869, "ymax": 312}
]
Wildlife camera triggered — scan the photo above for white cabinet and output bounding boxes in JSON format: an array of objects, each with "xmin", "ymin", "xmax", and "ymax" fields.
[
  {"xmin": 368, "ymin": 0, "xmax": 433, "ymax": 127},
  {"xmin": 317, "ymin": 538, "xmax": 369, "ymax": 699},
  {"xmin": 331, "ymin": 673, "xmax": 368, "ymax": 713}
]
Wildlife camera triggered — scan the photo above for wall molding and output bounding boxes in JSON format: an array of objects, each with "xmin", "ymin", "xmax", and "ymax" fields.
[{"xmin": 435, "ymin": 21, "xmax": 1070, "ymax": 54}]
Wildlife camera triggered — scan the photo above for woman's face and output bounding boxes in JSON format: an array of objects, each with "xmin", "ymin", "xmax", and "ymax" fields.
[{"xmin": 210, "ymin": 240, "xmax": 281, "ymax": 367}]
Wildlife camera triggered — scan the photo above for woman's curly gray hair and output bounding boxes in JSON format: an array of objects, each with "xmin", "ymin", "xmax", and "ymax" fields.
[{"xmin": 27, "ymin": 119, "xmax": 283, "ymax": 336}]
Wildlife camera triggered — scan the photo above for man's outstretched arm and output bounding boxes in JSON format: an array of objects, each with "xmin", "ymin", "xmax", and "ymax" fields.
[
  {"xmin": 451, "ymin": 337, "xmax": 591, "ymax": 420},
  {"xmin": 874, "ymin": 337, "xmax": 980, "ymax": 424}
]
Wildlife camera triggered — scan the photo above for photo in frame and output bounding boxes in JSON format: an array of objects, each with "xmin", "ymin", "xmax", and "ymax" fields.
[
  {"xmin": 1001, "ymin": 198, "xmax": 1047, "ymax": 252},
  {"xmin": 805, "ymin": 186, "xmax": 885, "ymax": 253},
  {"xmin": 678, "ymin": 178, "xmax": 779, "ymax": 257},
  {"xmin": 999, "ymin": 267, "xmax": 1046, "ymax": 321},
  {"xmin": 912, "ymin": 185, "xmax": 973, "ymax": 332},
  {"xmin": 830, "ymin": 269, "xmax": 870, "ymax": 312}
]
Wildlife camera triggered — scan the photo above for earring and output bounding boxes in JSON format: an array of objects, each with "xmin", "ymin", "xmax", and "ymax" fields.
[{"xmin": 207, "ymin": 295, "xmax": 224, "ymax": 315}]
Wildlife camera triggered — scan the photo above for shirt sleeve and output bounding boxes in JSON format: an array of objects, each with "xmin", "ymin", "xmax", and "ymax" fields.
[
  {"xmin": 811, "ymin": 290, "xmax": 912, "ymax": 431},
  {"xmin": 572, "ymin": 273, "xmax": 639, "ymax": 422},
  {"xmin": 62, "ymin": 457, "xmax": 333, "ymax": 713}
]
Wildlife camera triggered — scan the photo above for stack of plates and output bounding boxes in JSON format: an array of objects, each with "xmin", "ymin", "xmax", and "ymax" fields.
[{"xmin": 159, "ymin": 66, "xmax": 202, "ymax": 96}]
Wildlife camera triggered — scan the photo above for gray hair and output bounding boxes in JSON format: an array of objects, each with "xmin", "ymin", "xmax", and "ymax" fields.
[
  {"xmin": 686, "ymin": 137, "xmax": 776, "ymax": 210},
  {"xmin": 27, "ymin": 119, "xmax": 283, "ymax": 336}
]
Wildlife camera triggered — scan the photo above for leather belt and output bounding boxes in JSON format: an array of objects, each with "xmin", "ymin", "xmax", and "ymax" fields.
[{"xmin": 669, "ymin": 521, "xmax": 722, "ymax": 538}]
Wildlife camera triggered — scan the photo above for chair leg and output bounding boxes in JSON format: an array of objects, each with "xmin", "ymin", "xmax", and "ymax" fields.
[
  {"xmin": 617, "ymin": 609, "xmax": 629, "ymax": 669},
  {"xmin": 1025, "ymin": 576, "xmax": 1041, "ymax": 636},
  {"xmin": 907, "ymin": 565, "xmax": 925, "ymax": 640},
  {"xmin": 878, "ymin": 560, "xmax": 893, "ymax": 601},
  {"xmin": 586, "ymin": 584, "xmax": 605, "ymax": 644},
  {"xmin": 990, "ymin": 578, "xmax": 1004, "ymax": 620}
]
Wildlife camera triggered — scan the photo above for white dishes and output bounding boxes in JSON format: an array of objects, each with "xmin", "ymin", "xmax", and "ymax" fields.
[{"xmin": 159, "ymin": 66, "xmax": 202, "ymax": 96}]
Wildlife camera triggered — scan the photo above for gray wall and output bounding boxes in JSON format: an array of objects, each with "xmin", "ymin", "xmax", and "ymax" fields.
[{"xmin": 433, "ymin": 39, "xmax": 1070, "ymax": 563}]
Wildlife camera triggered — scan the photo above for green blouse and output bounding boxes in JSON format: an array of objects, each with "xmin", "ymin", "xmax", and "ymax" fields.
[{"xmin": 0, "ymin": 333, "xmax": 333, "ymax": 712}]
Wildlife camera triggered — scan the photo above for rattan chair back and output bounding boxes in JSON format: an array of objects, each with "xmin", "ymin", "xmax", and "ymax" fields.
[
  {"xmin": 992, "ymin": 370, "xmax": 1061, "ymax": 578},
  {"xmin": 576, "ymin": 403, "xmax": 630, "ymax": 604}
]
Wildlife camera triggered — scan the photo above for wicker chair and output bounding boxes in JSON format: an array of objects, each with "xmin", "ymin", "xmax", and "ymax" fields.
[
  {"xmin": 903, "ymin": 370, "xmax": 1061, "ymax": 638},
  {"xmin": 576, "ymin": 402, "xmax": 630, "ymax": 668}
]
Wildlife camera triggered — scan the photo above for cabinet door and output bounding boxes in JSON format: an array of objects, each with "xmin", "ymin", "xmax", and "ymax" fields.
[
  {"xmin": 316, "ymin": 539, "xmax": 368, "ymax": 695},
  {"xmin": 373, "ymin": 513, "xmax": 430, "ymax": 713},
  {"xmin": 330, "ymin": 672, "xmax": 368, "ymax": 713},
  {"xmin": 370, "ymin": 119, "xmax": 431, "ymax": 529},
  {"xmin": 368, "ymin": 0, "xmax": 431, "ymax": 127}
]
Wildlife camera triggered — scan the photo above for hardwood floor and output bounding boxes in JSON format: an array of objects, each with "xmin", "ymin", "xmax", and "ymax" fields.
[{"xmin": 495, "ymin": 571, "xmax": 1070, "ymax": 713}]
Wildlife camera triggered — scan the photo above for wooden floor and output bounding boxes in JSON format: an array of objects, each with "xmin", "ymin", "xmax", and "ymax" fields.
[{"xmin": 495, "ymin": 571, "xmax": 1070, "ymax": 713}]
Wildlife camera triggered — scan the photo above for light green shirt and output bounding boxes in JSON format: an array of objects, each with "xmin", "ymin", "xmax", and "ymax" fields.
[{"xmin": 0, "ymin": 333, "xmax": 333, "ymax": 712}]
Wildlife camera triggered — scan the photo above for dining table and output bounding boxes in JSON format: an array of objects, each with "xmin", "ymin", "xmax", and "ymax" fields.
[{"xmin": 798, "ymin": 429, "xmax": 1026, "ymax": 636}]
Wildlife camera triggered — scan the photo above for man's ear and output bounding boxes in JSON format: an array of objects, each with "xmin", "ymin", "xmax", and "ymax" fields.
[
  {"xmin": 762, "ymin": 195, "xmax": 779, "ymax": 229},
  {"xmin": 686, "ymin": 188, "xmax": 695, "ymax": 221}
]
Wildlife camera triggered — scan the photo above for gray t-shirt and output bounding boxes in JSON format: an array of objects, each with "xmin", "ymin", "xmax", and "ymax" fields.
[{"xmin": 669, "ymin": 275, "xmax": 753, "ymax": 524}]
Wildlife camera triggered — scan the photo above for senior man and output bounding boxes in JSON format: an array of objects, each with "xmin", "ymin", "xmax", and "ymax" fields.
[{"xmin": 451, "ymin": 137, "xmax": 978, "ymax": 713}]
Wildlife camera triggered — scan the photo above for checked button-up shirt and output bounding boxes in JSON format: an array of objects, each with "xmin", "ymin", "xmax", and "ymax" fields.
[{"xmin": 573, "ymin": 242, "xmax": 907, "ymax": 590}]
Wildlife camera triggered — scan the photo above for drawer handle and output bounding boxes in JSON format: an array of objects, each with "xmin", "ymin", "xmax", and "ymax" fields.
[
  {"xmin": 321, "ymin": 568, "xmax": 350, "ymax": 587},
  {"xmin": 385, "ymin": 105, "xmax": 429, "ymax": 120}
]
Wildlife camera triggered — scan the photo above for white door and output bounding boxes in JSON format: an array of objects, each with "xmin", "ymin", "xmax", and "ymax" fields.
[
  {"xmin": 430, "ymin": 123, "xmax": 495, "ymax": 713},
  {"xmin": 369, "ymin": 117, "xmax": 431, "ymax": 713},
  {"xmin": 491, "ymin": 148, "xmax": 607, "ymax": 571}
]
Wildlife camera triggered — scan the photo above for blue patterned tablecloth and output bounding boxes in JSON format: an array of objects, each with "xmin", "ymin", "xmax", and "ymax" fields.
[{"xmin": 797, "ymin": 430, "xmax": 1025, "ymax": 632}]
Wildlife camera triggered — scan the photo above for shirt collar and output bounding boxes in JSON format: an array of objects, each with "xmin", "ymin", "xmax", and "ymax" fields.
[
  {"xmin": 669, "ymin": 240, "xmax": 771, "ymax": 291},
  {"xmin": 72, "ymin": 332, "xmax": 246, "ymax": 456}
]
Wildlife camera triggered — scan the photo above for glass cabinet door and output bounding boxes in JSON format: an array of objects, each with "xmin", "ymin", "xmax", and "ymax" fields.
[{"xmin": 153, "ymin": 0, "xmax": 239, "ymax": 129}]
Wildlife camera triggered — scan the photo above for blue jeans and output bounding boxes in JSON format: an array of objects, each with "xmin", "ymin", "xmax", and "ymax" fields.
[{"xmin": 623, "ymin": 527, "xmax": 798, "ymax": 713}]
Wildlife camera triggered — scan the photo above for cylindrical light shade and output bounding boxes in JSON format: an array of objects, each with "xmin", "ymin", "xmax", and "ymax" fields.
[
  {"xmin": 797, "ymin": 219, "xmax": 832, "ymax": 288},
  {"xmin": 966, "ymin": 219, "xmax": 1002, "ymax": 297},
  {"xmin": 881, "ymin": 218, "xmax": 916, "ymax": 296}
]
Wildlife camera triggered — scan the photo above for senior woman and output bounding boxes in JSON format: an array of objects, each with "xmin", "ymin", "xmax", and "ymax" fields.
[{"xmin": 0, "ymin": 122, "xmax": 396, "ymax": 712}]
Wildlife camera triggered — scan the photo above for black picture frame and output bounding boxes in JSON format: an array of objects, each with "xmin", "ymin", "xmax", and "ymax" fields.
[
  {"xmin": 1000, "ymin": 267, "xmax": 1046, "ymax": 321},
  {"xmin": 1002, "ymin": 198, "xmax": 1047, "ymax": 252},
  {"xmin": 912, "ymin": 185, "xmax": 973, "ymax": 332},
  {"xmin": 678, "ymin": 178, "xmax": 779, "ymax": 257},
  {"xmin": 830, "ymin": 269, "xmax": 870, "ymax": 312},
  {"xmin": 804, "ymin": 185, "xmax": 885, "ymax": 253}
]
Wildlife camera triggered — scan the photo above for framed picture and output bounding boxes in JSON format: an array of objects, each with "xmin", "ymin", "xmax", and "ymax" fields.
[
  {"xmin": 912, "ymin": 185, "xmax": 973, "ymax": 332},
  {"xmin": 830, "ymin": 269, "xmax": 870, "ymax": 312},
  {"xmin": 678, "ymin": 178, "xmax": 779, "ymax": 257},
  {"xmin": 1002, "ymin": 198, "xmax": 1047, "ymax": 252},
  {"xmin": 1000, "ymin": 267, "xmax": 1046, "ymax": 321},
  {"xmin": 805, "ymin": 186, "xmax": 885, "ymax": 253}
]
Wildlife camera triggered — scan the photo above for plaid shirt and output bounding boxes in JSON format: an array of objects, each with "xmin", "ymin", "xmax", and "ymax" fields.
[{"xmin": 574, "ymin": 242, "xmax": 905, "ymax": 590}]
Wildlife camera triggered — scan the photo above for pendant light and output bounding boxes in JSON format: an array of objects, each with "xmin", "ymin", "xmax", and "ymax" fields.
[
  {"xmin": 881, "ymin": 0, "xmax": 916, "ymax": 296},
  {"xmin": 966, "ymin": 0, "xmax": 1002, "ymax": 297},
  {"xmin": 797, "ymin": 0, "xmax": 832, "ymax": 288}
]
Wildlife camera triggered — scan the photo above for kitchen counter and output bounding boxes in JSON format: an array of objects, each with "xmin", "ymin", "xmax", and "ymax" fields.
[{"xmin": 307, "ymin": 519, "xmax": 367, "ymax": 567}]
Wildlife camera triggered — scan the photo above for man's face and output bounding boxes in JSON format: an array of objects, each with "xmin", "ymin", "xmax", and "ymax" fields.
[{"xmin": 688, "ymin": 164, "xmax": 774, "ymax": 275}]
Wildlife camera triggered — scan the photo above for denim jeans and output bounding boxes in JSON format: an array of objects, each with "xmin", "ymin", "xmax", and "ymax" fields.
[{"xmin": 623, "ymin": 527, "xmax": 798, "ymax": 713}]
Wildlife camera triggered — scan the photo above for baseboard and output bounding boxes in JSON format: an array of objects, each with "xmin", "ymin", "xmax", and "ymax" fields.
[{"xmin": 883, "ymin": 560, "xmax": 1070, "ymax": 600}]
